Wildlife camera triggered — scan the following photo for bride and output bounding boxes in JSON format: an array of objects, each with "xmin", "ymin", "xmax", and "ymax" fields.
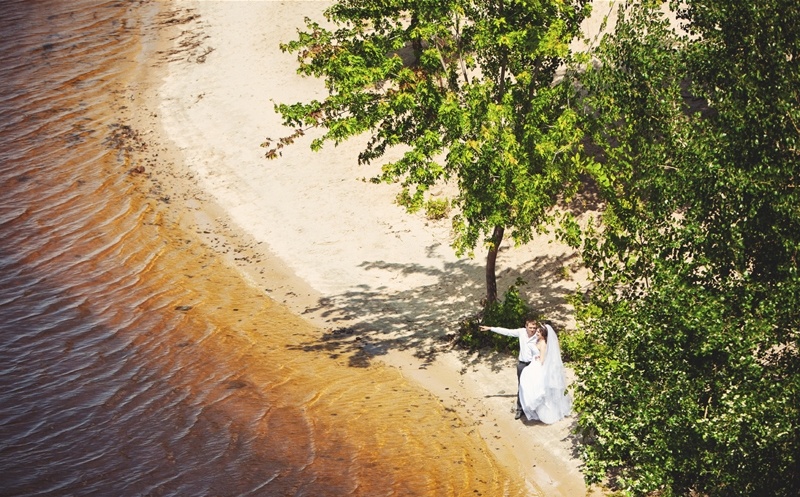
[{"xmin": 518, "ymin": 324, "xmax": 572, "ymax": 424}]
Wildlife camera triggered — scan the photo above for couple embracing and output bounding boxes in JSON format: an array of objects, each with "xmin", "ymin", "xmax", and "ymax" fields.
[{"xmin": 480, "ymin": 316, "xmax": 571, "ymax": 423}]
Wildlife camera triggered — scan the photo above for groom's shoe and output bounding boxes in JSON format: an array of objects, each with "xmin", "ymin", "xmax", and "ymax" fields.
[{"xmin": 515, "ymin": 410, "xmax": 523, "ymax": 420}]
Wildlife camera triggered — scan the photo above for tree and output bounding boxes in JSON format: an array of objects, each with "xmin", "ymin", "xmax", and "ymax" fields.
[
  {"xmin": 570, "ymin": 0, "xmax": 800, "ymax": 494},
  {"xmin": 270, "ymin": 0, "xmax": 592, "ymax": 304}
]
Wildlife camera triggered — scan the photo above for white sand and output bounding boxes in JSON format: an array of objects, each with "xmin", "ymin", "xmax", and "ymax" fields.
[{"xmin": 154, "ymin": 1, "xmax": 613, "ymax": 494}]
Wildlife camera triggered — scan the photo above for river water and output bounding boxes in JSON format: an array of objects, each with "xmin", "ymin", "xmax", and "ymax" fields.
[{"xmin": 0, "ymin": 1, "xmax": 523, "ymax": 495}]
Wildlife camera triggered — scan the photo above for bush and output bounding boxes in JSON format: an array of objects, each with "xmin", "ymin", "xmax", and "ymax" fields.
[
  {"xmin": 482, "ymin": 283, "xmax": 532, "ymax": 328},
  {"xmin": 424, "ymin": 198, "xmax": 450, "ymax": 220},
  {"xmin": 454, "ymin": 283, "xmax": 536, "ymax": 354}
]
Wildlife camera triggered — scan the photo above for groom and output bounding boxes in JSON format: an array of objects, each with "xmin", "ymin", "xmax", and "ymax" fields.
[{"xmin": 480, "ymin": 315, "xmax": 542, "ymax": 420}]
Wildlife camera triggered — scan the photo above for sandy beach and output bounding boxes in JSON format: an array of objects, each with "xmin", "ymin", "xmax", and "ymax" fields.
[{"xmin": 131, "ymin": 1, "xmax": 610, "ymax": 494}]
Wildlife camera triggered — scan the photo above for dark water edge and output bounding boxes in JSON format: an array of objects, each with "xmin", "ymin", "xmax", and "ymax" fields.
[{"xmin": 0, "ymin": 1, "xmax": 524, "ymax": 496}]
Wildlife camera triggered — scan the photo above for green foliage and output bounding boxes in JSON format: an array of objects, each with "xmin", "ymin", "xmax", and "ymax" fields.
[
  {"xmin": 272, "ymin": 0, "xmax": 593, "ymax": 301},
  {"xmin": 454, "ymin": 284, "xmax": 533, "ymax": 353},
  {"xmin": 557, "ymin": 327, "xmax": 587, "ymax": 364},
  {"xmin": 482, "ymin": 283, "xmax": 532, "ymax": 329},
  {"xmin": 395, "ymin": 187, "xmax": 423, "ymax": 214},
  {"xmin": 454, "ymin": 316, "xmax": 497, "ymax": 350},
  {"xmin": 571, "ymin": 1, "xmax": 800, "ymax": 494},
  {"xmin": 423, "ymin": 197, "xmax": 450, "ymax": 220}
]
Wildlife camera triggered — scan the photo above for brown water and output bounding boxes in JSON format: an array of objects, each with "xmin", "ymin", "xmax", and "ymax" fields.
[{"xmin": 0, "ymin": 1, "xmax": 524, "ymax": 495}]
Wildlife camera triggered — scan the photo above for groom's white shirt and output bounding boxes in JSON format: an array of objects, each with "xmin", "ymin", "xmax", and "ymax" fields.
[{"xmin": 487, "ymin": 326, "xmax": 539, "ymax": 363}]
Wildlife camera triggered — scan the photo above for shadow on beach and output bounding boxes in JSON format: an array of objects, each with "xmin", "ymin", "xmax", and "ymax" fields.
[{"xmin": 286, "ymin": 247, "xmax": 583, "ymax": 370}]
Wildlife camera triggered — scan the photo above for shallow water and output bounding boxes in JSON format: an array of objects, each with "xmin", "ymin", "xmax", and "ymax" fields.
[{"xmin": 0, "ymin": 1, "xmax": 522, "ymax": 495}]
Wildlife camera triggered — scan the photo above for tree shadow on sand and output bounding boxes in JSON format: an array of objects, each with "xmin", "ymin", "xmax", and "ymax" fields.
[{"xmin": 285, "ymin": 245, "xmax": 584, "ymax": 369}]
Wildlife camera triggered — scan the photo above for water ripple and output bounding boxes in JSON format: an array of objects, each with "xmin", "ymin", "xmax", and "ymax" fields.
[{"xmin": 0, "ymin": 1, "xmax": 522, "ymax": 495}]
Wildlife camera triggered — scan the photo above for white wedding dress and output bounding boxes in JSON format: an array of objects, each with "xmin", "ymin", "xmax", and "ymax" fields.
[{"xmin": 518, "ymin": 325, "xmax": 571, "ymax": 424}]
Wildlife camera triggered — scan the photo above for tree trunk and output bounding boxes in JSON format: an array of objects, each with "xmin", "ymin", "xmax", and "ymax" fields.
[{"xmin": 485, "ymin": 225, "xmax": 504, "ymax": 305}]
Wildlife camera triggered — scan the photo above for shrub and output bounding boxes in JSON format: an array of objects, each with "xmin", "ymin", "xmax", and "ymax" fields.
[
  {"xmin": 424, "ymin": 198, "xmax": 450, "ymax": 220},
  {"xmin": 454, "ymin": 283, "xmax": 535, "ymax": 354}
]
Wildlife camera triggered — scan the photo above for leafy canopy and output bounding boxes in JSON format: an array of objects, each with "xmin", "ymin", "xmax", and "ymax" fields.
[
  {"xmin": 274, "ymin": 0, "xmax": 592, "ymax": 258},
  {"xmin": 571, "ymin": 1, "xmax": 800, "ymax": 494}
]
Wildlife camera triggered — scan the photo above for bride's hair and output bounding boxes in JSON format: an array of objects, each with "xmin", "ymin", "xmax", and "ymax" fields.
[{"xmin": 539, "ymin": 323, "xmax": 548, "ymax": 341}]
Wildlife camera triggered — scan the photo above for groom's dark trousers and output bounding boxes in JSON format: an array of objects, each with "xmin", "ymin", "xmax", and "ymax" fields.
[{"xmin": 516, "ymin": 360, "xmax": 530, "ymax": 413}]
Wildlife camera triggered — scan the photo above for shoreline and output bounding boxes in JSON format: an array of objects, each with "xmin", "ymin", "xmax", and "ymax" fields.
[{"xmin": 138, "ymin": 1, "xmax": 603, "ymax": 494}]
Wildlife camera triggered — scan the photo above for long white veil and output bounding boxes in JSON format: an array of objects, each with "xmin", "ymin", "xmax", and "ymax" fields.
[{"xmin": 535, "ymin": 324, "xmax": 572, "ymax": 424}]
